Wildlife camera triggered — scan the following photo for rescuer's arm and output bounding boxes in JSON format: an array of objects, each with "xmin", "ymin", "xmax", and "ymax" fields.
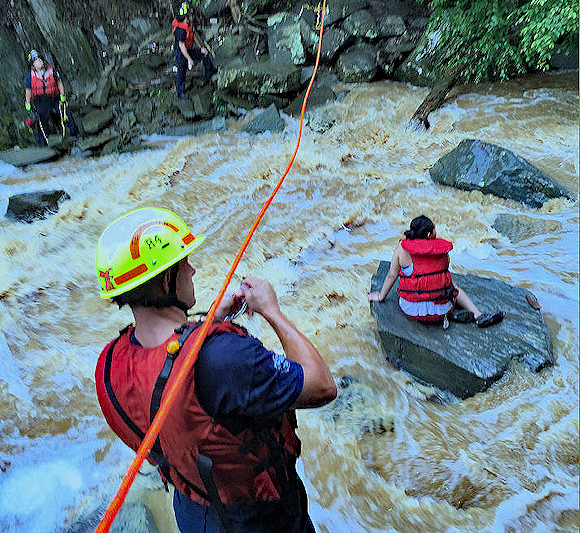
[
  {"xmin": 178, "ymin": 41, "xmax": 194, "ymax": 68},
  {"xmin": 240, "ymin": 277, "xmax": 336, "ymax": 408}
]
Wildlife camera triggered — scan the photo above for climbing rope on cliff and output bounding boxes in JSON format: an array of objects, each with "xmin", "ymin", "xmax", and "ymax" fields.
[{"xmin": 94, "ymin": 2, "xmax": 328, "ymax": 532}]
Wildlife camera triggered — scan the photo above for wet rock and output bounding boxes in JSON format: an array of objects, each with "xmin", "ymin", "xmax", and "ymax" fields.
[
  {"xmin": 492, "ymin": 214, "xmax": 562, "ymax": 243},
  {"xmin": 549, "ymin": 50, "xmax": 579, "ymax": 70},
  {"xmin": 192, "ymin": 91, "xmax": 213, "ymax": 119},
  {"xmin": 312, "ymin": 27, "xmax": 350, "ymax": 63},
  {"xmin": 134, "ymin": 98, "xmax": 154, "ymax": 124},
  {"xmin": 91, "ymin": 76, "xmax": 112, "ymax": 108},
  {"xmin": 93, "ymin": 25, "xmax": 109, "ymax": 46},
  {"xmin": 268, "ymin": 12, "xmax": 307, "ymax": 65},
  {"xmin": 164, "ymin": 116, "xmax": 226, "ymax": 136},
  {"xmin": 377, "ymin": 41, "xmax": 416, "ymax": 75},
  {"xmin": 429, "ymin": 139, "xmax": 573, "ymax": 208},
  {"xmin": 5, "ymin": 190, "xmax": 70, "ymax": 223},
  {"xmin": 64, "ymin": 502, "xmax": 160, "ymax": 533},
  {"xmin": 370, "ymin": 261, "xmax": 554, "ymax": 399},
  {"xmin": 324, "ymin": 0, "xmax": 370, "ymax": 26},
  {"xmin": 244, "ymin": 104, "xmax": 285, "ymax": 133},
  {"xmin": 321, "ymin": 375, "xmax": 394, "ymax": 438},
  {"xmin": 118, "ymin": 59, "xmax": 159, "ymax": 86},
  {"xmin": 173, "ymin": 98, "xmax": 196, "ymax": 119},
  {"xmin": 197, "ymin": 0, "xmax": 228, "ymax": 18},
  {"xmin": 216, "ymin": 62, "xmax": 301, "ymax": 96},
  {"xmin": 342, "ymin": 10, "xmax": 379, "ymax": 39},
  {"xmin": 77, "ymin": 132, "xmax": 119, "ymax": 152},
  {"xmin": 377, "ymin": 15, "xmax": 406, "ymax": 38},
  {"xmin": 394, "ymin": 28, "xmax": 446, "ymax": 87},
  {"xmin": 336, "ymin": 43, "xmax": 378, "ymax": 83},
  {"xmin": 0, "ymin": 147, "xmax": 58, "ymax": 167},
  {"xmin": 82, "ymin": 108, "xmax": 114, "ymax": 135},
  {"xmin": 214, "ymin": 34, "xmax": 247, "ymax": 64}
]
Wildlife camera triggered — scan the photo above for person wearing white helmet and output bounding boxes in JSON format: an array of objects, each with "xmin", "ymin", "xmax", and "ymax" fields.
[
  {"xmin": 94, "ymin": 207, "xmax": 336, "ymax": 533},
  {"xmin": 25, "ymin": 49, "xmax": 79, "ymax": 145}
]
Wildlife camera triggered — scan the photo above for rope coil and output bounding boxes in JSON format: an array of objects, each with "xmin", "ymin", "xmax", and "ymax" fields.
[{"xmin": 94, "ymin": 2, "xmax": 327, "ymax": 531}]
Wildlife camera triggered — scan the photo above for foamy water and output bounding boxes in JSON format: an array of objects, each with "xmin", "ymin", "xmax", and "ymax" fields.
[{"xmin": 0, "ymin": 73, "xmax": 578, "ymax": 533}]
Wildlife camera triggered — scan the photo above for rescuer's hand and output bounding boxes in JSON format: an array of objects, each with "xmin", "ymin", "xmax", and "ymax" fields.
[
  {"xmin": 213, "ymin": 291, "xmax": 245, "ymax": 322},
  {"xmin": 240, "ymin": 277, "xmax": 280, "ymax": 318}
]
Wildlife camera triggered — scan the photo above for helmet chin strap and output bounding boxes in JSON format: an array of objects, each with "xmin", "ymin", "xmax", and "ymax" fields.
[{"xmin": 137, "ymin": 263, "xmax": 190, "ymax": 314}]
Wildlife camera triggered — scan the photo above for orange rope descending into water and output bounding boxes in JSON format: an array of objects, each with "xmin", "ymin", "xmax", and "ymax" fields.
[{"xmin": 94, "ymin": 2, "xmax": 327, "ymax": 532}]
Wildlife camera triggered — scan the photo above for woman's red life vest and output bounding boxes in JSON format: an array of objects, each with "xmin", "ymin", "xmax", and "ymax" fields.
[
  {"xmin": 95, "ymin": 321, "xmax": 300, "ymax": 507},
  {"xmin": 30, "ymin": 66, "xmax": 59, "ymax": 98},
  {"xmin": 172, "ymin": 19, "xmax": 194, "ymax": 50},
  {"xmin": 398, "ymin": 238, "xmax": 457, "ymax": 305}
]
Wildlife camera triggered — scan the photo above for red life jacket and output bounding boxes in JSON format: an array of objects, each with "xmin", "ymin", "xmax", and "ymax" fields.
[
  {"xmin": 30, "ymin": 66, "xmax": 59, "ymax": 98},
  {"xmin": 172, "ymin": 19, "xmax": 194, "ymax": 50},
  {"xmin": 95, "ymin": 321, "xmax": 300, "ymax": 509},
  {"xmin": 398, "ymin": 238, "xmax": 457, "ymax": 305}
]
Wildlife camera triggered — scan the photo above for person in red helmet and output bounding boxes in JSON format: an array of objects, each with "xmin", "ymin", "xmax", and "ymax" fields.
[
  {"xmin": 94, "ymin": 207, "xmax": 336, "ymax": 533},
  {"xmin": 25, "ymin": 49, "xmax": 79, "ymax": 145}
]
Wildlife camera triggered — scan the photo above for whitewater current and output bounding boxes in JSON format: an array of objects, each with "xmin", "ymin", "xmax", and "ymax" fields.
[{"xmin": 0, "ymin": 72, "xmax": 578, "ymax": 533}]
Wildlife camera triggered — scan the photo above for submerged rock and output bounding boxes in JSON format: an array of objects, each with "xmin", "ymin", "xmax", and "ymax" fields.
[
  {"xmin": 492, "ymin": 213, "xmax": 562, "ymax": 243},
  {"xmin": 243, "ymin": 104, "xmax": 285, "ymax": 133},
  {"xmin": 163, "ymin": 116, "xmax": 226, "ymax": 136},
  {"xmin": 5, "ymin": 190, "xmax": 70, "ymax": 222},
  {"xmin": 370, "ymin": 261, "xmax": 554, "ymax": 399},
  {"xmin": 429, "ymin": 139, "xmax": 573, "ymax": 208}
]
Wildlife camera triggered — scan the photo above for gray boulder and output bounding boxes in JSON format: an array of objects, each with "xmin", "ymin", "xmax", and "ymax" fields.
[
  {"xmin": 377, "ymin": 41, "xmax": 416, "ymax": 75},
  {"xmin": 118, "ymin": 60, "xmax": 159, "ymax": 86},
  {"xmin": 5, "ymin": 190, "xmax": 70, "ymax": 222},
  {"xmin": 0, "ymin": 147, "xmax": 58, "ymax": 167},
  {"xmin": 324, "ymin": 0, "xmax": 370, "ymax": 26},
  {"xmin": 164, "ymin": 116, "xmax": 226, "ymax": 137},
  {"xmin": 216, "ymin": 62, "xmax": 301, "ymax": 96},
  {"xmin": 82, "ymin": 109, "xmax": 114, "ymax": 135},
  {"xmin": 370, "ymin": 261, "xmax": 554, "ymax": 399},
  {"xmin": 377, "ymin": 15, "xmax": 406, "ymax": 38},
  {"xmin": 90, "ymin": 75, "xmax": 112, "ymax": 108},
  {"xmin": 267, "ymin": 13, "xmax": 307, "ymax": 65},
  {"xmin": 342, "ymin": 10, "xmax": 379, "ymax": 39},
  {"xmin": 311, "ymin": 27, "xmax": 350, "ymax": 63},
  {"xmin": 429, "ymin": 139, "xmax": 573, "ymax": 208},
  {"xmin": 394, "ymin": 27, "xmax": 446, "ymax": 86},
  {"xmin": 244, "ymin": 104, "xmax": 285, "ymax": 133},
  {"xmin": 336, "ymin": 43, "xmax": 377, "ymax": 83},
  {"xmin": 77, "ymin": 132, "xmax": 119, "ymax": 152},
  {"xmin": 492, "ymin": 213, "xmax": 562, "ymax": 243}
]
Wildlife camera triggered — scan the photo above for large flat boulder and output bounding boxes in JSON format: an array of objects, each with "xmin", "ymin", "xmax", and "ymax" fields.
[
  {"xmin": 370, "ymin": 261, "xmax": 554, "ymax": 399},
  {"xmin": 5, "ymin": 190, "xmax": 70, "ymax": 222},
  {"xmin": 0, "ymin": 147, "xmax": 58, "ymax": 167},
  {"xmin": 429, "ymin": 139, "xmax": 573, "ymax": 208}
]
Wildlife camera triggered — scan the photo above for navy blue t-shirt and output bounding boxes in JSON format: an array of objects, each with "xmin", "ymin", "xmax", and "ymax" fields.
[{"xmin": 130, "ymin": 328, "xmax": 307, "ymax": 533}]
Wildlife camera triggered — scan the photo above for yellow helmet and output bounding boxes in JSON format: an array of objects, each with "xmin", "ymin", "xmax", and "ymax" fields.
[
  {"xmin": 95, "ymin": 207, "xmax": 205, "ymax": 299},
  {"xmin": 178, "ymin": 2, "xmax": 188, "ymax": 16}
]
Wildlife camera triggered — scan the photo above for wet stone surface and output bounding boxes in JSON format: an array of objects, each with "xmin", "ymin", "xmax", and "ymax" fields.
[{"xmin": 370, "ymin": 261, "xmax": 554, "ymax": 399}]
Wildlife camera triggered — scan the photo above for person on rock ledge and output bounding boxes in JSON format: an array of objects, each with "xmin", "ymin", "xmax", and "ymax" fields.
[
  {"xmin": 368, "ymin": 215, "xmax": 505, "ymax": 328},
  {"xmin": 172, "ymin": 2, "xmax": 215, "ymax": 99},
  {"xmin": 24, "ymin": 49, "xmax": 79, "ymax": 146}
]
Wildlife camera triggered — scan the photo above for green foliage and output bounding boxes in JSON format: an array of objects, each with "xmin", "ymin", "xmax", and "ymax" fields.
[{"xmin": 423, "ymin": 0, "xmax": 579, "ymax": 82}]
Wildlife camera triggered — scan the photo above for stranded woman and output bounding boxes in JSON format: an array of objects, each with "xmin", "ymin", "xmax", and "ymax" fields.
[{"xmin": 368, "ymin": 215, "xmax": 504, "ymax": 327}]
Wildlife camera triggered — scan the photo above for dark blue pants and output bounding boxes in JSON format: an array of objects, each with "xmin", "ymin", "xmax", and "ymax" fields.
[
  {"xmin": 175, "ymin": 48, "xmax": 214, "ymax": 97},
  {"xmin": 34, "ymin": 96, "xmax": 79, "ymax": 146}
]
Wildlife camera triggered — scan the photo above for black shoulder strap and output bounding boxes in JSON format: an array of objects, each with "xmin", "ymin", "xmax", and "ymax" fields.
[{"xmin": 103, "ymin": 325, "xmax": 232, "ymax": 533}]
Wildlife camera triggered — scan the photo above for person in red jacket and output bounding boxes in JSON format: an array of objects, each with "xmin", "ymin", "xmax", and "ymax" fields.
[
  {"xmin": 368, "ymin": 215, "xmax": 504, "ymax": 327},
  {"xmin": 172, "ymin": 2, "xmax": 215, "ymax": 98},
  {"xmin": 94, "ymin": 207, "xmax": 336, "ymax": 533},
  {"xmin": 24, "ymin": 49, "xmax": 79, "ymax": 145}
]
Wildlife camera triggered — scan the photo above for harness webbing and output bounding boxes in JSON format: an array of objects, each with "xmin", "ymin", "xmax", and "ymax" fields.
[
  {"xmin": 399, "ymin": 267, "xmax": 449, "ymax": 278},
  {"xmin": 95, "ymin": 3, "xmax": 327, "ymax": 531}
]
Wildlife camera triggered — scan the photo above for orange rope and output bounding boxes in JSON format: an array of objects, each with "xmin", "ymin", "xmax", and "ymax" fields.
[{"xmin": 94, "ymin": 3, "xmax": 327, "ymax": 532}]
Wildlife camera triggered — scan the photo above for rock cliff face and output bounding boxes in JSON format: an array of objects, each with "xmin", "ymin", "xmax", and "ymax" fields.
[{"xmin": 0, "ymin": 0, "xmax": 429, "ymax": 151}]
